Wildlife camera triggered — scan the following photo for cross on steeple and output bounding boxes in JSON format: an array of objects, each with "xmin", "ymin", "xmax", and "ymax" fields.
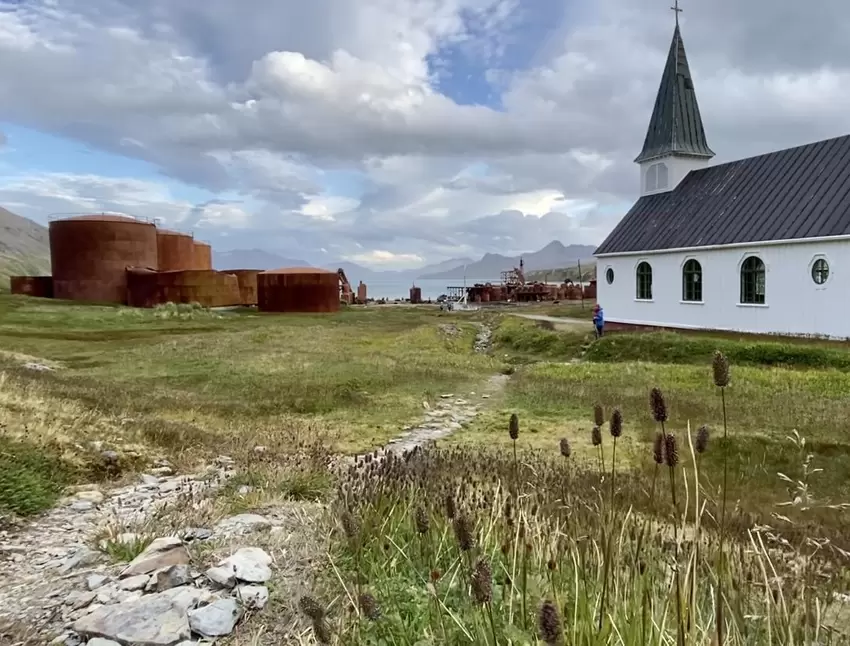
[{"xmin": 671, "ymin": 0, "xmax": 682, "ymax": 26}]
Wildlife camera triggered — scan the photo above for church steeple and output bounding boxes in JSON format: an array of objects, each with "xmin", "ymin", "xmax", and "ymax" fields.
[{"xmin": 635, "ymin": 12, "xmax": 714, "ymax": 165}]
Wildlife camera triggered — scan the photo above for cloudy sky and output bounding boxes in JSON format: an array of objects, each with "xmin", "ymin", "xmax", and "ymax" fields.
[{"xmin": 0, "ymin": 0, "xmax": 849, "ymax": 269}]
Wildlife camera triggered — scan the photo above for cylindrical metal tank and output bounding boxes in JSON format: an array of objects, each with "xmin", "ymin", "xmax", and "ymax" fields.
[
  {"xmin": 126, "ymin": 268, "xmax": 241, "ymax": 308},
  {"xmin": 10, "ymin": 276, "xmax": 54, "ymax": 298},
  {"xmin": 257, "ymin": 268, "xmax": 340, "ymax": 313},
  {"xmin": 192, "ymin": 242, "xmax": 212, "ymax": 270},
  {"xmin": 227, "ymin": 270, "xmax": 260, "ymax": 306},
  {"xmin": 356, "ymin": 281, "xmax": 367, "ymax": 304},
  {"xmin": 409, "ymin": 286, "xmax": 422, "ymax": 304},
  {"xmin": 49, "ymin": 214, "xmax": 158, "ymax": 304},
  {"xmin": 156, "ymin": 230, "xmax": 195, "ymax": 271}
]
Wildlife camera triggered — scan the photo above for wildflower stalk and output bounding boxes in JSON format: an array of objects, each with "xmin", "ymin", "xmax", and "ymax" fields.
[
  {"xmin": 713, "ymin": 350, "xmax": 731, "ymax": 646},
  {"xmin": 666, "ymin": 433, "xmax": 685, "ymax": 646},
  {"xmin": 598, "ymin": 408, "xmax": 623, "ymax": 632}
]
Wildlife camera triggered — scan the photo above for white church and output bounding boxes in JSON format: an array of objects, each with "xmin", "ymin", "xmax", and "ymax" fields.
[{"xmin": 594, "ymin": 13, "xmax": 850, "ymax": 339}]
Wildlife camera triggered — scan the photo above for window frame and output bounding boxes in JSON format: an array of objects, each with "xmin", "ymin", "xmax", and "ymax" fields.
[
  {"xmin": 644, "ymin": 162, "xmax": 669, "ymax": 192},
  {"xmin": 605, "ymin": 267, "xmax": 614, "ymax": 285},
  {"xmin": 739, "ymin": 255, "xmax": 766, "ymax": 305},
  {"xmin": 635, "ymin": 261, "xmax": 653, "ymax": 300},
  {"xmin": 681, "ymin": 258, "xmax": 703, "ymax": 302},
  {"xmin": 811, "ymin": 257, "xmax": 830, "ymax": 286}
]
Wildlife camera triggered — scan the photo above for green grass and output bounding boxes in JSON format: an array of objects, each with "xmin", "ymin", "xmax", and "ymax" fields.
[
  {"xmin": 492, "ymin": 316, "xmax": 590, "ymax": 362},
  {"xmin": 0, "ymin": 252, "xmax": 50, "ymax": 291},
  {"xmin": 0, "ymin": 438, "xmax": 72, "ymax": 516}
]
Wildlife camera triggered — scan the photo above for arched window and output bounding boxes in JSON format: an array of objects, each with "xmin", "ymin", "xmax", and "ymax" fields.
[
  {"xmin": 605, "ymin": 267, "xmax": 614, "ymax": 284},
  {"xmin": 645, "ymin": 162, "xmax": 669, "ymax": 192},
  {"xmin": 636, "ymin": 261, "xmax": 653, "ymax": 300},
  {"xmin": 740, "ymin": 256, "xmax": 766, "ymax": 304},
  {"xmin": 682, "ymin": 259, "xmax": 702, "ymax": 302}
]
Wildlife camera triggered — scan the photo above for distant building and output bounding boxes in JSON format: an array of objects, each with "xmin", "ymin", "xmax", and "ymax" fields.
[{"xmin": 594, "ymin": 11, "xmax": 850, "ymax": 339}]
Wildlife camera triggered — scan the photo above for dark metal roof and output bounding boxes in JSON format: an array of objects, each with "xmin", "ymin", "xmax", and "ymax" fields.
[
  {"xmin": 596, "ymin": 134, "xmax": 850, "ymax": 255},
  {"xmin": 634, "ymin": 25, "xmax": 715, "ymax": 164}
]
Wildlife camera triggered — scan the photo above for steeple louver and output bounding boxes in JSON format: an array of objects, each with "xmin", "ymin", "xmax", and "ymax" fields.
[{"xmin": 634, "ymin": 25, "xmax": 714, "ymax": 164}]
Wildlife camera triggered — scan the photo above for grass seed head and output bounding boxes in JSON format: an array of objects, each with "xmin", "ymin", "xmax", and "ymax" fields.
[
  {"xmin": 471, "ymin": 557, "xmax": 493, "ymax": 604},
  {"xmin": 414, "ymin": 506, "xmax": 430, "ymax": 534},
  {"xmin": 340, "ymin": 509, "xmax": 361, "ymax": 541},
  {"xmin": 696, "ymin": 424, "xmax": 710, "ymax": 454},
  {"xmin": 591, "ymin": 425, "xmax": 602, "ymax": 447},
  {"xmin": 559, "ymin": 438, "xmax": 571, "ymax": 458},
  {"xmin": 444, "ymin": 494, "xmax": 456, "ymax": 520},
  {"xmin": 453, "ymin": 513, "xmax": 475, "ymax": 551},
  {"xmin": 509, "ymin": 413, "xmax": 520, "ymax": 440},
  {"xmin": 538, "ymin": 600, "xmax": 563, "ymax": 645},
  {"xmin": 713, "ymin": 350, "xmax": 731, "ymax": 387},
  {"xmin": 664, "ymin": 433, "xmax": 679, "ymax": 468},
  {"xmin": 650, "ymin": 387, "xmax": 668, "ymax": 423},
  {"xmin": 610, "ymin": 408, "xmax": 623, "ymax": 438},
  {"xmin": 653, "ymin": 432, "xmax": 664, "ymax": 464},
  {"xmin": 358, "ymin": 592, "xmax": 381, "ymax": 620},
  {"xmin": 312, "ymin": 618, "xmax": 332, "ymax": 644},
  {"xmin": 299, "ymin": 595, "xmax": 325, "ymax": 621},
  {"xmin": 593, "ymin": 403, "xmax": 604, "ymax": 427}
]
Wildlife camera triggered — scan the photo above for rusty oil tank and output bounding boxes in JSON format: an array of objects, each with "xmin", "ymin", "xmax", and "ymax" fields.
[
  {"xmin": 257, "ymin": 267, "xmax": 340, "ymax": 313},
  {"xmin": 409, "ymin": 286, "xmax": 422, "ymax": 304},
  {"xmin": 356, "ymin": 281, "xmax": 367, "ymax": 304},
  {"xmin": 156, "ymin": 229, "xmax": 195, "ymax": 271},
  {"xmin": 49, "ymin": 214, "xmax": 157, "ymax": 304},
  {"xmin": 227, "ymin": 270, "xmax": 260, "ymax": 306},
  {"xmin": 126, "ymin": 268, "xmax": 241, "ymax": 308},
  {"xmin": 584, "ymin": 279, "xmax": 597, "ymax": 300},
  {"xmin": 10, "ymin": 276, "xmax": 54, "ymax": 298},
  {"xmin": 192, "ymin": 241, "xmax": 212, "ymax": 270}
]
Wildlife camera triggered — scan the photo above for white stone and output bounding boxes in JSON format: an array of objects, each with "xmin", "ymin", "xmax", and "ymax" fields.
[
  {"xmin": 118, "ymin": 574, "xmax": 150, "ymax": 591},
  {"xmin": 65, "ymin": 590, "xmax": 96, "ymax": 610},
  {"xmin": 213, "ymin": 514, "xmax": 271, "ymax": 537},
  {"xmin": 139, "ymin": 474, "xmax": 160, "ymax": 486},
  {"xmin": 187, "ymin": 598, "xmax": 243, "ymax": 638},
  {"xmin": 75, "ymin": 490, "xmax": 105, "ymax": 504},
  {"xmin": 86, "ymin": 574, "xmax": 109, "ymax": 591},
  {"xmin": 236, "ymin": 585, "xmax": 269, "ymax": 610},
  {"xmin": 206, "ymin": 565, "xmax": 236, "ymax": 588},
  {"xmin": 219, "ymin": 547, "xmax": 272, "ymax": 583},
  {"xmin": 87, "ymin": 639, "xmax": 122, "ymax": 646},
  {"xmin": 72, "ymin": 592, "xmax": 191, "ymax": 645},
  {"xmin": 120, "ymin": 537, "xmax": 189, "ymax": 578}
]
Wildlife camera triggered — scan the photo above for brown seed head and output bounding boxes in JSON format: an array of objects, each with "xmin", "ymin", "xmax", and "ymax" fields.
[
  {"xmin": 430, "ymin": 569, "xmax": 441, "ymax": 582},
  {"xmin": 695, "ymin": 425, "xmax": 710, "ymax": 454},
  {"xmin": 610, "ymin": 408, "xmax": 623, "ymax": 438},
  {"xmin": 453, "ymin": 513, "xmax": 475, "ymax": 551},
  {"xmin": 299, "ymin": 595, "xmax": 325, "ymax": 621},
  {"xmin": 547, "ymin": 558, "xmax": 557, "ymax": 571},
  {"xmin": 509, "ymin": 413, "xmax": 520, "ymax": 440},
  {"xmin": 664, "ymin": 433, "xmax": 679, "ymax": 468},
  {"xmin": 358, "ymin": 592, "xmax": 381, "ymax": 620},
  {"xmin": 650, "ymin": 387, "xmax": 668, "ymax": 423},
  {"xmin": 340, "ymin": 509, "xmax": 360, "ymax": 541},
  {"xmin": 591, "ymin": 425, "xmax": 602, "ymax": 447},
  {"xmin": 414, "ymin": 506, "xmax": 430, "ymax": 534},
  {"xmin": 652, "ymin": 432, "xmax": 664, "ymax": 465},
  {"xmin": 538, "ymin": 600, "xmax": 563, "ymax": 645},
  {"xmin": 470, "ymin": 557, "xmax": 493, "ymax": 604},
  {"xmin": 593, "ymin": 403, "xmax": 604, "ymax": 427},
  {"xmin": 713, "ymin": 350, "xmax": 730, "ymax": 388},
  {"xmin": 312, "ymin": 618, "xmax": 332, "ymax": 644},
  {"xmin": 559, "ymin": 437, "xmax": 571, "ymax": 458},
  {"xmin": 444, "ymin": 494, "xmax": 456, "ymax": 520}
]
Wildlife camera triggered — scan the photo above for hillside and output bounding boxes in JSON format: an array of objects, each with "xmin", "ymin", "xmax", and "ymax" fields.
[
  {"xmin": 525, "ymin": 261, "xmax": 597, "ymax": 283},
  {"xmin": 420, "ymin": 241, "xmax": 596, "ymax": 279},
  {"xmin": 0, "ymin": 207, "xmax": 50, "ymax": 288}
]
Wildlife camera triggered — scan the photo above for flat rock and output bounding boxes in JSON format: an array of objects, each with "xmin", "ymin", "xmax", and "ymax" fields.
[
  {"xmin": 76, "ymin": 490, "xmax": 105, "ymax": 504},
  {"xmin": 139, "ymin": 474, "xmax": 160, "ymax": 486},
  {"xmin": 119, "ymin": 574, "xmax": 150, "ymax": 591},
  {"xmin": 213, "ymin": 514, "xmax": 270, "ymax": 537},
  {"xmin": 206, "ymin": 565, "xmax": 236, "ymax": 589},
  {"xmin": 87, "ymin": 574, "xmax": 110, "ymax": 591},
  {"xmin": 59, "ymin": 547, "xmax": 101, "ymax": 574},
  {"xmin": 72, "ymin": 592, "xmax": 191, "ymax": 645},
  {"xmin": 219, "ymin": 547, "xmax": 272, "ymax": 583},
  {"xmin": 181, "ymin": 527, "xmax": 212, "ymax": 542},
  {"xmin": 159, "ymin": 585, "xmax": 216, "ymax": 614},
  {"xmin": 236, "ymin": 585, "xmax": 269, "ymax": 610},
  {"xmin": 87, "ymin": 639, "xmax": 122, "ymax": 646},
  {"xmin": 156, "ymin": 564, "xmax": 193, "ymax": 592},
  {"xmin": 187, "ymin": 598, "xmax": 243, "ymax": 638},
  {"xmin": 120, "ymin": 537, "xmax": 189, "ymax": 578},
  {"xmin": 65, "ymin": 590, "xmax": 96, "ymax": 610}
]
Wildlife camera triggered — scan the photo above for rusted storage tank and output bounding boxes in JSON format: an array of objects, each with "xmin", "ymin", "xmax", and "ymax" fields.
[
  {"xmin": 356, "ymin": 281, "xmax": 367, "ymax": 304},
  {"xmin": 156, "ymin": 230, "xmax": 195, "ymax": 271},
  {"xmin": 584, "ymin": 279, "xmax": 597, "ymax": 300},
  {"xmin": 10, "ymin": 276, "xmax": 54, "ymax": 298},
  {"xmin": 49, "ymin": 214, "xmax": 157, "ymax": 304},
  {"xmin": 257, "ymin": 268, "xmax": 340, "ymax": 313},
  {"xmin": 227, "ymin": 270, "xmax": 260, "ymax": 306},
  {"xmin": 126, "ymin": 268, "xmax": 241, "ymax": 308},
  {"xmin": 409, "ymin": 286, "xmax": 422, "ymax": 304},
  {"xmin": 192, "ymin": 242, "xmax": 212, "ymax": 270}
]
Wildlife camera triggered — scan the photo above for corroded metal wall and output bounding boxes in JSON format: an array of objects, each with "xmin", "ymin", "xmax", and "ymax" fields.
[
  {"xmin": 10, "ymin": 276, "xmax": 54, "ymax": 298},
  {"xmin": 49, "ymin": 215, "xmax": 158, "ymax": 304},
  {"xmin": 156, "ymin": 230, "xmax": 195, "ymax": 271},
  {"xmin": 126, "ymin": 268, "xmax": 241, "ymax": 308},
  {"xmin": 227, "ymin": 270, "xmax": 260, "ymax": 306},
  {"xmin": 192, "ymin": 242, "xmax": 212, "ymax": 270},
  {"xmin": 409, "ymin": 286, "xmax": 422, "ymax": 304},
  {"xmin": 257, "ymin": 268, "xmax": 340, "ymax": 313},
  {"xmin": 356, "ymin": 281, "xmax": 367, "ymax": 304}
]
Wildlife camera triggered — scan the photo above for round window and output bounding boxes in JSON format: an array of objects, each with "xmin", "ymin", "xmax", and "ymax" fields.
[
  {"xmin": 605, "ymin": 267, "xmax": 614, "ymax": 284},
  {"xmin": 812, "ymin": 258, "xmax": 829, "ymax": 285}
]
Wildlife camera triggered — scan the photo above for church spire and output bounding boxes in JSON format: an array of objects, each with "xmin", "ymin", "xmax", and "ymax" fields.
[{"xmin": 634, "ymin": 4, "xmax": 714, "ymax": 164}]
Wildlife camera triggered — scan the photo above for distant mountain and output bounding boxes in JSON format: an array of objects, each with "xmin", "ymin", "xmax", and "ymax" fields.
[
  {"xmin": 213, "ymin": 249, "xmax": 310, "ymax": 271},
  {"xmin": 416, "ymin": 257, "xmax": 475, "ymax": 277},
  {"xmin": 0, "ymin": 207, "xmax": 51, "ymax": 288},
  {"xmin": 420, "ymin": 241, "xmax": 597, "ymax": 279}
]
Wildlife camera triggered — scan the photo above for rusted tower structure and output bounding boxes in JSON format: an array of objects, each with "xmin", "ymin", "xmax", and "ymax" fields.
[
  {"xmin": 257, "ymin": 267, "xmax": 340, "ymax": 313},
  {"xmin": 156, "ymin": 229, "xmax": 195, "ymax": 271},
  {"xmin": 192, "ymin": 241, "xmax": 213, "ymax": 270},
  {"xmin": 49, "ymin": 214, "xmax": 158, "ymax": 304}
]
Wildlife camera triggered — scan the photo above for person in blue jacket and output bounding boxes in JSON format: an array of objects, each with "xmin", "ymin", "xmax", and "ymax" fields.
[{"xmin": 592, "ymin": 303, "xmax": 604, "ymax": 338}]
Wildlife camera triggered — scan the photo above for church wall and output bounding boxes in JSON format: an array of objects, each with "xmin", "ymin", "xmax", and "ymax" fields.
[{"xmin": 596, "ymin": 238, "xmax": 850, "ymax": 339}]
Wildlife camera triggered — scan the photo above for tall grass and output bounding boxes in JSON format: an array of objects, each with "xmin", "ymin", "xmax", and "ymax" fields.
[{"xmin": 309, "ymin": 355, "xmax": 849, "ymax": 645}]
